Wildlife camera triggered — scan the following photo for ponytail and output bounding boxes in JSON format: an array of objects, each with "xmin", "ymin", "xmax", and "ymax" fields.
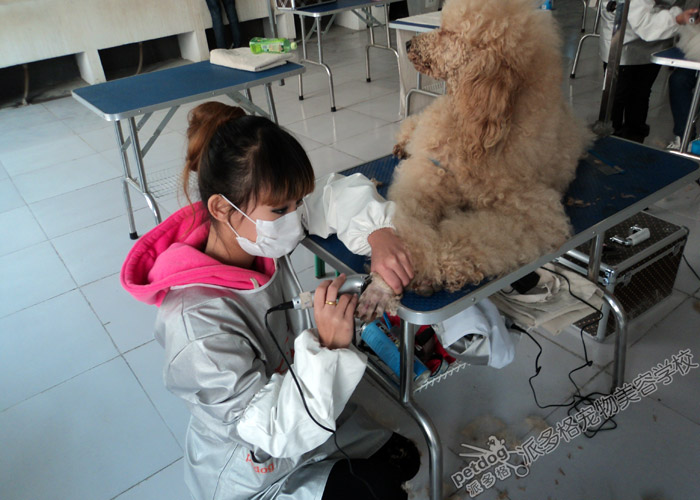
[{"xmin": 182, "ymin": 102, "xmax": 246, "ymax": 206}]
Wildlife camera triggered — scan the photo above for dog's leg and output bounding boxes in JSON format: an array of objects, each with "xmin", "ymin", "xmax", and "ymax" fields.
[
  {"xmin": 435, "ymin": 191, "xmax": 572, "ymax": 291},
  {"xmin": 393, "ymin": 114, "xmax": 420, "ymax": 159},
  {"xmin": 388, "ymin": 156, "xmax": 466, "ymax": 292}
]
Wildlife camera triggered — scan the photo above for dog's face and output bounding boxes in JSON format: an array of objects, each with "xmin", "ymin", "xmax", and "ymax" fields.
[
  {"xmin": 407, "ymin": 0, "xmax": 540, "ymax": 87},
  {"xmin": 407, "ymin": 0, "xmax": 557, "ymax": 154},
  {"xmin": 407, "ymin": 28, "xmax": 462, "ymax": 81}
]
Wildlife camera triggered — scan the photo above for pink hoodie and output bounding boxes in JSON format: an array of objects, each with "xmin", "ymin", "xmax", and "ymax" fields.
[{"xmin": 121, "ymin": 202, "xmax": 276, "ymax": 306}]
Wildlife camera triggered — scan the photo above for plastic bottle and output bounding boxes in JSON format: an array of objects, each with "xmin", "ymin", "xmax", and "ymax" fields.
[
  {"xmin": 539, "ymin": 0, "xmax": 553, "ymax": 10},
  {"xmin": 361, "ymin": 319, "xmax": 430, "ymax": 383},
  {"xmin": 249, "ymin": 37, "xmax": 298, "ymax": 54}
]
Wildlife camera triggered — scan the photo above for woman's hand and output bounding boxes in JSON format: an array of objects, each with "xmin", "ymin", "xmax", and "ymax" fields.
[
  {"xmin": 677, "ymin": 8, "xmax": 698, "ymax": 25},
  {"xmin": 314, "ymin": 274, "xmax": 359, "ymax": 349},
  {"xmin": 367, "ymin": 228, "xmax": 414, "ymax": 294}
]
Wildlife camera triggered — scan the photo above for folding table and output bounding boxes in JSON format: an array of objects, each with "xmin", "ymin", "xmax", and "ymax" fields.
[
  {"xmin": 301, "ymin": 136, "xmax": 700, "ymax": 500},
  {"xmin": 286, "ymin": 0, "xmax": 404, "ymax": 111},
  {"xmin": 72, "ymin": 61, "xmax": 305, "ymax": 239}
]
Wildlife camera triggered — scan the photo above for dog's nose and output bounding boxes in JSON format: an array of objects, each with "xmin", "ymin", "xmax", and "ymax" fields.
[{"xmin": 406, "ymin": 39, "xmax": 412, "ymax": 51}]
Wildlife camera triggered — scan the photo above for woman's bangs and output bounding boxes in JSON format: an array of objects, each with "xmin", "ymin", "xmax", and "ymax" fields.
[
  {"xmin": 258, "ymin": 163, "xmax": 314, "ymax": 206},
  {"xmin": 255, "ymin": 129, "xmax": 314, "ymax": 206}
]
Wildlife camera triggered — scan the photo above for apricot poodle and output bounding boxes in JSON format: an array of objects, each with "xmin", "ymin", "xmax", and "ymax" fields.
[{"xmin": 373, "ymin": 0, "xmax": 590, "ymax": 306}]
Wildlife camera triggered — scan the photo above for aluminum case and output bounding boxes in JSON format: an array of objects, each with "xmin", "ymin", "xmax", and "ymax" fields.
[{"xmin": 555, "ymin": 211, "xmax": 688, "ymax": 341}]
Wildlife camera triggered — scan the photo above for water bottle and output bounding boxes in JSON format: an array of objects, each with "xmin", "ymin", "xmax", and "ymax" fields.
[
  {"xmin": 539, "ymin": 0, "xmax": 552, "ymax": 10},
  {"xmin": 361, "ymin": 319, "xmax": 430, "ymax": 383},
  {"xmin": 249, "ymin": 37, "xmax": 298, "ymax": 54}
]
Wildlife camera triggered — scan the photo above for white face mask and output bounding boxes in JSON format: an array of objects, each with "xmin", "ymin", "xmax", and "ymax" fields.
[{"xmin": 220, "ymin": 195, "xmax": 305, "ymax": 258}]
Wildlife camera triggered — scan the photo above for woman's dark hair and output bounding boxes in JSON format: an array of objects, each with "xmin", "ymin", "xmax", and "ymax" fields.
[{"xmin": 183, "ymin": 102, "xmax": 315, "ymax": 216}]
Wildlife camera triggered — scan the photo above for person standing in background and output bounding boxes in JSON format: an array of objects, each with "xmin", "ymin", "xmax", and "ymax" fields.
[
  {"xmin": 205, "ymin": 0, "xmax": 242, "ymax": 48},
  {"xmin": 598, "ymin": 0, "xmax": 698, "ymax": 143}
]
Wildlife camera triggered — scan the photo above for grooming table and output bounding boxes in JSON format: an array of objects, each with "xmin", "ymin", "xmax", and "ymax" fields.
[
  {"xmin": 388, "ymin": 11, "xmax": 442, "ymax": 116},
  {"xmin": 651, "ymin": 48, "xmax": 700, "ymax": 155},
  {"xmin": 287, "ymin": 0, "xmax": 404, "ymax": 112},
  {"xmin": 301, "ymin": 136, "xmax": 700, "ymax": 500},
  {"xmin": 72, "ymin": 61, "xmax": 305, "ymax": 239}
]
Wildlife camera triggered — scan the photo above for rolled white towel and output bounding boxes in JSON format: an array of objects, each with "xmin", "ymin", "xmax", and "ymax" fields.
[{"xmin": 210, "ymin": 47, "xmax": 292, "ymax": 72}]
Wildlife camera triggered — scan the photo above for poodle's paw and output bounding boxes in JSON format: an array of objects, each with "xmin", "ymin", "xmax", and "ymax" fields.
[
  {"xmin": 356, "ymin": 273, "xmax": 402, "ymax": 322},
  {"xmin": 409, "ymin": 278, "xmax": 440, "ymax": 296},
  {"xmin": 444, "ymin": 268, "xmax": 485, "ymax": 292},
  {"xmin": 392, "ymin": 142, "xmax": 410, "ymax": 159}
]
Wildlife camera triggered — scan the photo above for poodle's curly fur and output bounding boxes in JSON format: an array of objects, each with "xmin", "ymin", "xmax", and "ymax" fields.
[{"xmin": 389, "ymin": 0, "xmax": 590, "ymax": 293}]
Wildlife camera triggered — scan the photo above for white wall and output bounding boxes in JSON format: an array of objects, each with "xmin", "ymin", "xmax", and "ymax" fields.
[
  {"xmin": 0, "ymin": 0, "xmax": 295, "ymax": 83},
  {"xmin": 335, "ymin": 6, "xmax": 387, "ymax": 31}
]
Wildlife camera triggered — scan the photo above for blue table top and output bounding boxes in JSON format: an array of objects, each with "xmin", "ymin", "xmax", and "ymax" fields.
[
  {"xmin": 306, "ymin": 136, "xmax": 699, "ymax": 319},
  {"xmin": 389, "ymin": 19, "xmax": 440, "ymax": 31},
  {"xmin": 72, "ymin": 61, "xmax": 305, "ymax": 121},
  {"xmin": 290, "ymin": 0, "xmax": 400, "ymax": 16}
]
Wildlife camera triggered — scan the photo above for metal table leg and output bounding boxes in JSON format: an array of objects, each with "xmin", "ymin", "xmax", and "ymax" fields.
[
  {"xmin": 570, "ymin": 33, "xmax": 600, "ymax": 79},
  {"xmin": 586, "ymin": 232, "xmax": 629, "ymax": 388},
  {"xmin": 127, "ymin": 117, "xmax": 161, "ymax": 226},
  {"xmin": 365, "ymin": 7, "xmax": 374, "ymax": 82},
  {"xmin": 405, "ymin": 72, "xmax": 443, "ymax": 118},
  {"xmin": 400, "ymin": 320, "xmax": 443, "ymax": 500},
  {"xmin": 587, "ymin": 232, "xmax": 604, "ymax": 282},
  {"xmin": 298, "ymin": 16, "xmax": 307, "ymax": 102},
  {"xmin": 571, "ymin": 0, "xmax": 604, "ymax": 79},
  {"xmin": 264, "ymin": 83, "xmax": 279, "ymax": 124},
  {"xmin": 297, "ymin": 14, "xmax": 336, "ymax": 111},
  {"xmin": 362, "ymin": 4, "xmax": 403, "ymax": 88},
  {"xmin": 316, "ymin": 16, "xmax": 336, "ymax": 112},
  {"xmin": 363, "ymin": 320, "xmax": 443, "ymax": 500},
  {"xmin": 228, "ymin": 90, "xmax": 277, "ymax": 120},
  {"xmin": 603, "ymin": 290, "xmax": 628, "ymax": 389},
  {"xmin": 114, "ymin": 121, "xmax": 138, "ymax": 239},
  {"xmin": 267, "ymin": 1, "xmax": 285, "ymax": 86},
  {"xmin": 299, "ymin": 16, "xmax": 336, "ymax": 112}
]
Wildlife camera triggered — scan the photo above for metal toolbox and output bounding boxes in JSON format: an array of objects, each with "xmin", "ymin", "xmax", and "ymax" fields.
[
  {"xmin": 276, "ymin": 0, "xmax": 336, "ymax": 10},
  {"xmin": 555, "ymin": 211, "xmax": 688, "ymax": 341}
]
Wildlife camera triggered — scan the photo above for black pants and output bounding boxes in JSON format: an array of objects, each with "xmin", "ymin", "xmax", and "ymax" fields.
[
  {"xmin": 605, "ymin": 63, "xmax": 661, "ymax": 143},
  {"xmin": 669, "ymin": 67, "xmax": 698, "ymax": 138},
  {"xmin": 322, "ymin": 433, "xmax": 420, "ymax": 500}
]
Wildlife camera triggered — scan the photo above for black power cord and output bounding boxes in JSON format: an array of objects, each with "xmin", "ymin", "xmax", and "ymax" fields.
[
  {"xmin": 682, "ymin": 254, "xmax": 700, "ymax": 282},
  {"xmin": 264, "ymin": 307, "xmax": 381, "ymax": 500},
  {"xmin": 512, "ymin": 266, "xmax": 618, "ymax": 438}
]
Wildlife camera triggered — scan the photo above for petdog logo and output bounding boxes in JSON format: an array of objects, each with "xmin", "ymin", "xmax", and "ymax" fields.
[{"xmin": 451, "ymin": 436, "xmax": 528, "ymax": 491}]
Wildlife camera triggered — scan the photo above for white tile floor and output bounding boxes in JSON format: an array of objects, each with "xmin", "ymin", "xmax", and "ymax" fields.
[{"xmin": 1, "ymin": 3, "xmax": 699, "ymax": 499}]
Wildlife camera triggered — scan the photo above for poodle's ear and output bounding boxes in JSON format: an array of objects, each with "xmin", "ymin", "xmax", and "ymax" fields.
[{"xmin": 454, "ymin": 50, "xmax": 522, "ymax": 158}]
